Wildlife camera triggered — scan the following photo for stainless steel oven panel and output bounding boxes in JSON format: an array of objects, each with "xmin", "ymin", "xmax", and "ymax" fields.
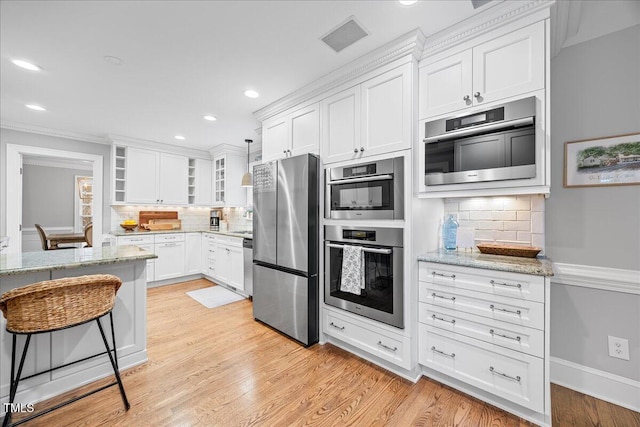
[
  {"xmin": 325, "ymin": 156, "xmax": 404, "ymax": 220},
  {"xmin": 324, "ymin": 225, "xmax": 403, "ymax": 248},
  {"xmin": 425, "ymin": 164, "xmax": 536, "ymax": 185},
  {"xmin": 324, "ymin": 243, "xmax": 404, "ymax": 329}
]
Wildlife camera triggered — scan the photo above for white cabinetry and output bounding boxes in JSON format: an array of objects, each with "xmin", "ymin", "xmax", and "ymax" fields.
[
  {"xmin": 419, "ymin": 22, "xmax": 544, "ymax": 119},
  {"xmin": 125, "ymin": 148, "xmax": 189, "ymax": 205},
  {"xmin": 153, "ymin": 234, "xmax": 185, "ymax": 281},
  {"xmin": 185, "ymin": 233, "xmax": 202, "ymax": 275},
  {"xmin": 202, "ymin": 233, "xmax": 218, "ymax": 278},
  {"xmin": 212, "ymin": 152, "xmax": 246, "ymax": 207},
  {"xmin": 117, "ymin": 234, "xmax": 155, "ymax": 282},
  {"xmin": 262, "ymin": 103, "xmax": 320, "ymax": 162},
  {"xmin": 215, "ymin": 235, "xmax": 244, "ymax": 291},
  {"xmin": 322, "ymin": 63, "xmax": 412, "ymax": 164},
  {"xmin": 418, "ymin": 262, "xmax": 549, "ymax": 422},
  {"xmin": 188, "ymin": 158, "xmax": 212, "ymax": 206}
]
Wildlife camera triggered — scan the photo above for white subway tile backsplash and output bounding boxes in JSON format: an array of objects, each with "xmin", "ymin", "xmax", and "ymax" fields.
[
  {"xmin": 491, "ymin": 211, "xmax": 517, "ymax": 221},
  {"xmin": 470, "ymin": 211, "xmax": 493, "ymax": 220},
  {"xmin": 494, "ymin": 231, "xmax": 518, "ymax": 241},
  {"xmin": 531, "ymin": 233, "xmax": 545, "ymax": 249},
  {"xmin": 531, "ymin": 212, "xmax": 545, "ymax": 234},
  {"xmin": 517, "ymin": 231, "xmax": 532, "ymax": 242},
  {"xmin": 475, "ymin": 221, "xmax": 503, "ymax": 230},
  {"xmin": 457, "ymin": 211, "xmax": 470, "ymax": 220},
  {"xmin": 504, "ymin": 221, "xmax": 530, "ymax": 231},
  {"xmin": 444, "ymin": 201, "xmax": 459, "ymax": 212},
  {"xmin": 517, "ymin": 211, "xmax": 531, "ymax": 221},
  {"xmin": 475, "ymin": 230, "xmax": 494, "ymax": 240},
  {"xmin": 515, "ymin": 197, "xmax": 531, "ymax": 210},
  {"xmin": 531, "ymin": 195, "xmax": 545, "ymax": 212}
]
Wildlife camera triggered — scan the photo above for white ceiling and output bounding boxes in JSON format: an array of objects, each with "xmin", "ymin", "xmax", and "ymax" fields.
[{"xmin": 0, "ymin": 0, "xmax": 497, "ymax": 151}]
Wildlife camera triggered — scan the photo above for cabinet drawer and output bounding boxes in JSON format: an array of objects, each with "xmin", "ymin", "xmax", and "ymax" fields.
[
  {"xmin": 324, "ymin": 310, "xmax": 410, "ymax": 370},
  {"xmin": 419, "ymin": 262, "xmax": 544, "ymax": 303},
  {"xmin": 155, "ymin": 233, "xmax": 185, "ymax": 243},
  {"xmin": 419, "ymin": 283, "xmax": 544, "ymax": 330},
  {"xmin": 419, "ymin": 302, "xmax": 544, "ymax": 358},
  {"xmin": 216, "ymin": 235, "xmax": 243, "ymax": 246},
  {"xmin": 118, "ymin": 235, "xmax": 154, "ymax": 245},
  {"xmin": 419, "ymin": 324, "xmax": 543, "ymax": 412}
]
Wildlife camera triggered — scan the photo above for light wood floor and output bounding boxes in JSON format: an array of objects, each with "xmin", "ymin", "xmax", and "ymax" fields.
[{"xmin": 12, "ymin": 279, "xmax": 640, "ymax": 427}]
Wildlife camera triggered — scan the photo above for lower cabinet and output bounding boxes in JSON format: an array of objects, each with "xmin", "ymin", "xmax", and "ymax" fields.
[
  {"xmin": 323, "ymin": 306, "xmax": 411, "ymax": 370},
  {"xmin": 202, "ymin": 233, "xmax": 218, "ymax": 279},
  {"xmin": 117, "ymin": 234, "xmax": 155, "ymax": 282},
  {"xmin": 154, "ymin": 234, "xmax": 185, "ymax": 281},
  {"xmin": 215, "ymin": 236, "xmax": 244, "ymax": 291},
  {"xmin": 418, "ymin": 261, "xmax": 550, "ymax": 423},
  {"xmin": 185, "ymin": 233, "xmax": 202, "ymax": 275}
]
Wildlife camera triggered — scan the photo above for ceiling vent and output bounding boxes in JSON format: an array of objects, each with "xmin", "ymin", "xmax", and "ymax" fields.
[{"xmin": 321, "ymin": 17, "xmax": 368, "ymax": 53}]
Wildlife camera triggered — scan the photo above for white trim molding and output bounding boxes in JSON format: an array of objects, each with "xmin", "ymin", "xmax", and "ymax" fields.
[
  {"xmin": 552, "ymin": 263, "xmax": 640, "ymax": 295},
  {"xmin": 1, "ymin": 121, "xmax": 109, "ymax": 145},
  {"xmin": 108, "ymin": 134, "xmax": 212, "ymax": 160},
  {"xmin": 551, "ymin": 357, "xmax": 640, "ymax": 413}
]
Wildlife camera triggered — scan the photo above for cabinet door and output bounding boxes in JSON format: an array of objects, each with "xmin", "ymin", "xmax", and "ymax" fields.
[
  {"xmin": 227, "ymin": 245, "xmax": 245, "ymax": 291},
  {"xmin": 213, "ymin": 156, "xmax": 226, "ymax": 205},
  {"xmin": 262, "ymin": 115, "xmax": 289, "ymax": 162},
  {"xmin": 361, "ymin": 63, "xmax": 413, "ymax": 156},
  {"xmin": 126, "ymin": 148, "xmax": 159, "ymax": 203},
  {"xmin": 419, "ymin": 50, "xmax": 473, "ymax": 119},
  {"xmin": 194, "ymin": 159, "xmax": 212, "ymax": 206},
  {"xmin": 290, "ymin": 103, "xmax": 319, "ymax": 157},
  {"xmin": 159, "ymin": 153, "xmax": 189, "ymax": 205},
  {"xmin": 216, "ymin": 244, "xmax": 230, "ymax": 283},
  {"xmin": 185, "ymin": 233, "xmax": 202, "ymax": 275},
  {"xmin": 472, "ymin": 21, "xmax": 544, "ymax": 106},
  {"xmin": 321, "ymin": 86, "xmax": 360, "ymax": 164},
  {"xmin": 154, "ymin": 242, "xmax": 185, "ymax": 280}
]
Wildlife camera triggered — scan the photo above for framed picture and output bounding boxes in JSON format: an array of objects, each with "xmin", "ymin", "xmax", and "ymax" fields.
[{"xmin": 564, "ymin": 133, "xmax": 640, "ymax": 188}]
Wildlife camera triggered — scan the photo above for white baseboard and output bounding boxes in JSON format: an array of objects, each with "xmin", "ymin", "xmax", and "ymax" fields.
[{"xmin": 550, "ymin": 356, "xmax": 640, "ymax": 412}]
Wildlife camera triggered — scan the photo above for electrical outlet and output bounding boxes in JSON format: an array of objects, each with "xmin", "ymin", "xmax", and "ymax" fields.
[{"xmin": 608, "ymin": 336, "xmax": 630, "ymax": 360}]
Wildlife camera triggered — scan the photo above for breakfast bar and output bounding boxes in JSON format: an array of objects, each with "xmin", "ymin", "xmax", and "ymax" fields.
[{"xmin": 0, "ymin": 246, "xmax": 156, "ymax": 411}]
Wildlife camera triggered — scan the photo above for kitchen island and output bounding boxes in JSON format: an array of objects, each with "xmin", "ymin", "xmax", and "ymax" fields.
[{"xmin": 0, "ymin": 245, "xmax": 156, "ymax": 411}]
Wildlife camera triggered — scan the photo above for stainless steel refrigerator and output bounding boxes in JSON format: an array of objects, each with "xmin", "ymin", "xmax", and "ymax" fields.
[{"xmin": 252, "ymin": 153, "xmax": 319, "ymax": 346}]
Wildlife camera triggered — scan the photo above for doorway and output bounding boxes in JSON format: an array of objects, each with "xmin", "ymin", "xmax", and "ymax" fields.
[{"xmin": 5, "ymin": 144, "xmax": 103, "ymax": 253}]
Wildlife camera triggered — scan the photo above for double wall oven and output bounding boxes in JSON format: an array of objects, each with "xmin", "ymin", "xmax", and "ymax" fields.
[{"xmin": 324, "ymin": 227, "xmax": 404, "ymax": 329}]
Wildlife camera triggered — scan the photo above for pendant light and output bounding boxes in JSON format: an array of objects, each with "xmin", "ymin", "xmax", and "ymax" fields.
[{"xmin": 240, "ymin": 139, "xmax": 253, "ymax": 187}]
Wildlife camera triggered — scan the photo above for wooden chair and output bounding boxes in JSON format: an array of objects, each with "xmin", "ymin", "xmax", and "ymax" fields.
[
  {"xmin": 84, "ymin": 223, "xmax": 93, "ymax": 247},
  {"xmin": 34, "ymin": 224, "xmax": 50, "ymax": 251},
  {"xmin": 0, "ymin": 274, "xmax": 130, "ymax": 426}
]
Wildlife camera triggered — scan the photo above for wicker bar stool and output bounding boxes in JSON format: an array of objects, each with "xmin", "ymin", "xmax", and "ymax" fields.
[{"xmin": 0, "ymin": 274, "xmax": 130, "ymax": 426}]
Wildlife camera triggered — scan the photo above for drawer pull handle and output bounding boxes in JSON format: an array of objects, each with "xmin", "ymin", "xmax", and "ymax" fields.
[
  {"xmin": 329, "ymin": 322, "xmax": 345, "ymax": 331},
  {"xmin": 490, "ymin": 279, "xmax": 522, "ymax": 289},
  {"xmin": 432, "ymin": 271, "xmax": 455, "ymax": 279},
  {"xmin": 432, "ymin": 293, "xmax": 456, "ymax": 302},
  {"xmin": 489, "ymin": 329, "xmax": 521, "ymax": 342},
  {"xmin": 489, "ymin": 304, "xmax": 521, "ymax": 315},
  {"xmin": 490, "ymin": 366, "xmax": 521, "ymax": 382},
  {"xmin": 432, "ymin": 314, "xmax": 455, "ymax": 324},
  {"xmin": 431, "ymin": 346, "xmax": 455, "ymax": 358},
  {"xmin": 377, "ymin": 341, "xmax": 398, "ymax": 352}
]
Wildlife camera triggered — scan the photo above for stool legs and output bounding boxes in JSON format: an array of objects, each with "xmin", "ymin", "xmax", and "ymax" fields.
[
  {"xmin": 96, "ymin": 313, "xmax": 130, "ymax": 410},
  {"xmin": 2, "ymin": 334, "xmax": 32, "ymax": 427}
]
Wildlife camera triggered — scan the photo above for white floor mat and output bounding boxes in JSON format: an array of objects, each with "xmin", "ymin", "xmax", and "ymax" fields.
[{"xmin": 186, "ymin": 286, "xmax": 245, "ymax": 308}]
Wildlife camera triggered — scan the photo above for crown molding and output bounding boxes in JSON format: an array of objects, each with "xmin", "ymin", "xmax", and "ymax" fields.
[
  {"xmin": 421, "ymin": 0, "xmax": 553, "ymax": 59},
  {"xmin": 107, "ymin": 134, "xmax": 211, "ymax": 159},
  {"xmin": 253, "ymin": 28, "xmax": 426, "ymax": 122},
  {"xmin": 23, "ymin": 157, "xmax": 93, "ymax": 171},
  {"xmin": 208, "ymin": 143, "xmax": 246, "ymax": 157},
  {"xmin": 1, "ymin": 120, "xmax": 109, "ymax": 145}
]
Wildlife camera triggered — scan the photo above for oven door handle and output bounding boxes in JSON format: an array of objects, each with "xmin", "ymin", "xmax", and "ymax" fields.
[
  {"xmin": 423, "ymin": 117, "xmax": 534, "ymax": 143},
  {"xmin": 325, "ymin": 242, "xmax": 392, "ymax": 255},
  {"xmin": 327, "ymin": 174, "xmax": 393, "ymax": 185}
]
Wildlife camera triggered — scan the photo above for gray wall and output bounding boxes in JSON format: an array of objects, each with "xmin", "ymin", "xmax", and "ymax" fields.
[
  {"xmin": 0, "ymin": 128, "xmax": 111, "ymax": 236},
  {"xmin": 22, "ymin": 164, "xmax": 91, "ymax": 228},
  {"xmin": 548, "ymin": 25, "xmax": 640, "ymax": 380}
]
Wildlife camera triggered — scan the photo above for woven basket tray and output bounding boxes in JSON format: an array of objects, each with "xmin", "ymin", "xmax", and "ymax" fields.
[
  {"xmin": 476, "ymin": 243, "xmax": 541, "ymax": 258},
  {"xmin": 0, "ymin": 274, "xmax": 122, "ymax": 333}
]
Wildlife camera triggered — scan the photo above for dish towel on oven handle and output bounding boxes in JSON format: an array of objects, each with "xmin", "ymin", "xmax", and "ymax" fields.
[{"xmin": 340, "ymin": 245, "xmax": 365, "ymax": 295}]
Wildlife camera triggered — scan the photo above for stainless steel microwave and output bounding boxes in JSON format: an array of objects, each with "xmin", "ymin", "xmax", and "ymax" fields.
[
  {"xmin": 423, "ymin": 97, "xmax": 537, "ymax": 186},
  {"xmin": 325, "ymin": 157, "xmax": 404, "ymax": 220}
]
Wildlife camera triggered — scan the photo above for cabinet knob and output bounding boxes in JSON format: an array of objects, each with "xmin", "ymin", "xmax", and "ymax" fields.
[
  {"xmin": 283, "ymin": 150, "xmax": 287, "ymax": 154},
  {"xmin": 463, "ymin": 95, "xmax": 470, "ymax": 101},
  {"xmin": 353, "ymin": 148, "xmax": 358, "ymax": 153},
  {"xmin": 474, "ymin": 92, "xmax": 481, "ymax": 98},
  {"xmin": 360, "ymin": 147, "xmax": 364, "ymax": 152}
]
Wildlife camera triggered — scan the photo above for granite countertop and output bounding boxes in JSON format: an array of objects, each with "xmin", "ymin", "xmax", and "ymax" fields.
[
  {"xmin": 111, "ymin": 228, "xmax": 252, "ymax": 239},
  {"xmin": 0, "ymin": 245, "xmax": 157, "ymax": 277},
  {"xmin": 417, "ymin": 250, "xmax": 554, "ymax": 277}
]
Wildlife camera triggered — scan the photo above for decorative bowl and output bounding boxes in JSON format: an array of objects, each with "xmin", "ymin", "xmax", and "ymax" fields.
[{"xmin": 120, "ymin": 223, "xmax": 138, "ymax": 232}]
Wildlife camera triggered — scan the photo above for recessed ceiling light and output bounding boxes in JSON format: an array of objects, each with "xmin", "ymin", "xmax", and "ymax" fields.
[
  {"xmin": 25, "ymin": 104, "xmax": 46, "ymax": 111},
  {"xmin": 104, "ymin": 55, "xmax": 124, "ymax": 66},
  {"xmin": 12, "ymin": 59, "xmax": 42, "ymax": 71},
  {"xmin": 399, "ymin": 0, "xmax": 418, "ymax": 5},
  {"xmin": 174, "ymin": 135, "xmax": 186, "ymax": 140},
  {"xmin": 244, "ymin": 89, "xmax": 259, "ymax": 99},
  {"xmin": 203, "ymin": 115, "xmax": 217, "ymax": 121}
]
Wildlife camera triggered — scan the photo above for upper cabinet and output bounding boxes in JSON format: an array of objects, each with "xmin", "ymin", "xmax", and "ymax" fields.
[
  {"xmin": 419, "ymin": 22, "xmax": 545, "ymax": 120},
  {"xmin": 212, "ymin": 151, "xmax": 246, "ymax": 207},
  {"xmin": 322, "ymin": 63, "xmax": 413, "ymax": 164},
  {"xmin": 125, "ymin": 148, "xmax": 189, "ymax": 205},
  {"xmin": 188, "ymin": 158, "xmax": 212, "ymax": 206},
  {"xmin": 262, "ymin": 103, "xmax": 319, "ymax": 162}
]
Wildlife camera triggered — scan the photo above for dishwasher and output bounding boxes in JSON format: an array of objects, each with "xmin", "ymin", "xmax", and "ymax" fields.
[{"xmin": 243, "ymin": 238, "xmax": 253, "ymax": 297}]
